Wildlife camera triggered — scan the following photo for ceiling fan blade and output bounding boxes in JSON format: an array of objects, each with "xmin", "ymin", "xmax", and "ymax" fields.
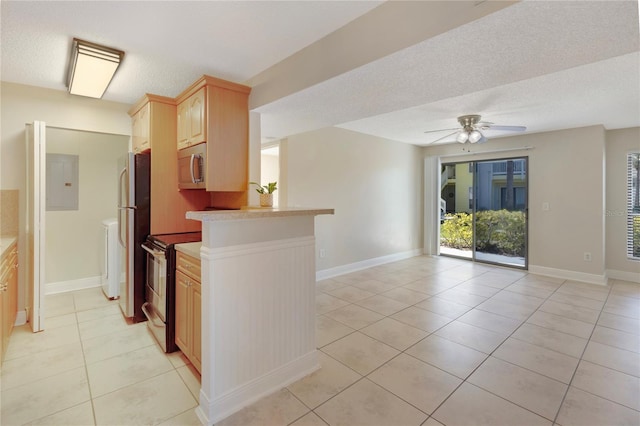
[
  {"xmin": 425, "ymin": 130, "xmax": 459, "ymax": 145},
  {"xmin": 485, "ymin": 125, "xmax": 526, "ymax": 132},
  {"xmin": 423, "ymin": 127, "xmax": 460, "ymax": 134}
]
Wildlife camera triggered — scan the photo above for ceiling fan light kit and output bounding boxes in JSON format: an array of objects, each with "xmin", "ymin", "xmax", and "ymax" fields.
[{"xmin": 424, "ymin": 114, "xmax": 526, "ymax": 145}]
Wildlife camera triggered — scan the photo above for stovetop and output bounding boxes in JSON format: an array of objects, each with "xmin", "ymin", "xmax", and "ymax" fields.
[{"xmin": 147, "ymin": 232, "xmax": 201, "ymax": 249}]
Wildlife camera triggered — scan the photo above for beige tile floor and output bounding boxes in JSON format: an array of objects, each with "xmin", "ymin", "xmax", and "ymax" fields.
[
  {"xmin": 1, "ymin": 287, "xmax": 202, "ymax": 426},
  {"xmin": 2, "ymin": 255, "xmax": 639, "ymax": 426}
]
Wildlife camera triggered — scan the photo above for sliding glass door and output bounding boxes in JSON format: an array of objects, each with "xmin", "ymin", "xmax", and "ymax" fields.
[{"xmin": 439, "ymin": 157, "xmax": 528, "ymax": 268}]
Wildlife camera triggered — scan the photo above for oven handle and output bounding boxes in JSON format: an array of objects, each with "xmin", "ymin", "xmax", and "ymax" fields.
[
  {"xmin": 141, "ymin": 302, "xmax": 165, "ymax": 328},
  {"xmin": 142, "ymin": 244, "xmax": 165, "ymax": 259}
]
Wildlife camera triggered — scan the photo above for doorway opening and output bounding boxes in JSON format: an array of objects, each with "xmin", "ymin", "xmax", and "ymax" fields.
[
  {"xmin": 260, "ymin": 143, "xmax": 280, "ymax": 207},
  {"xmin": 439, "ymin": 157, "xmax": 528, "ymax": 269}
]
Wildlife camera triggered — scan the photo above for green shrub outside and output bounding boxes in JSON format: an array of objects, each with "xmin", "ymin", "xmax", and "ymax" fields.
[
  {"xmin": 440, "ymin": 213, "xmax": 473, "ymax": 249},
  {"xmin": 441, "ymin": 210, "xmax": 526, "ymax": 257}
]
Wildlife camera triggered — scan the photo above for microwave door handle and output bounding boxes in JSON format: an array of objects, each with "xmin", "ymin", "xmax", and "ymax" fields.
[
  {"xmin": 195, "ymin": 154, "xmax": 204, "ymax": 183},
  {"xmin": 189, "ymin": 154, "xmax": 197, "ymax": 184}
]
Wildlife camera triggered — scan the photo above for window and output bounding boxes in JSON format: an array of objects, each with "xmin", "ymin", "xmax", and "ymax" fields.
[{"xmin": 627, "ymin": 153, "xmax": 640, "ymax": 259}]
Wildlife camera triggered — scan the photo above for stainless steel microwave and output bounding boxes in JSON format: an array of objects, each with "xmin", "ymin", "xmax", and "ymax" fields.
[{"xmin": 178, "ymin": 143, "xmax": 206, "ymax": 189}]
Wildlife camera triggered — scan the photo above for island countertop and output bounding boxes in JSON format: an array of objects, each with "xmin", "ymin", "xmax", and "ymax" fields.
[{"xmin": 186, "ymin": 207, "xmax": 334, "ymax": 222}]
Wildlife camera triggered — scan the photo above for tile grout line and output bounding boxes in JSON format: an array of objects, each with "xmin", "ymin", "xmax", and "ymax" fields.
[{"xmin": 74, "ymin": 295, "xmax": 104, "ymax": 426}]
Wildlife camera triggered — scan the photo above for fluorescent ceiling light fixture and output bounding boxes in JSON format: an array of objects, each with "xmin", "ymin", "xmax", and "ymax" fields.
[{"xmin": 67, "ymin": 38, "xmax": 124, "ymax": 98}]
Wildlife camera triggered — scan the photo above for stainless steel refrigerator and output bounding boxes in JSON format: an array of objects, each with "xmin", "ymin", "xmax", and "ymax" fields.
[{"xmin": 117, "ymin": 152, "xmax": 150, "ymax": 322}]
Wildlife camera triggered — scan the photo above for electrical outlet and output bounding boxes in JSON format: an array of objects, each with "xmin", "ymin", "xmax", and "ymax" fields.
[
  {"xmin": 319, "ymin": 249, "xmax": 326, "ymax": 259},
  {"xmin": 542, "ymin": 202, "xmax": 550, "ymax": 211},
  {"xmin": 584, "ymin": 252, "xmax": 592, "ymax": 262}
]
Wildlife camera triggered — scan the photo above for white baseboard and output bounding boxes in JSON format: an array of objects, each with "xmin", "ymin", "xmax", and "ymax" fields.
[
  {"xmin": 14, "ymin": 310, "xmax": 27, "ymax": 326},
  {"xmin": 316, "ymin": 248, "xmax": 423, "ymax": 281},
  {"xmin": 46, "ymin": 276, "xmax": 101, "ymax": 295},
  {"xmin": 198, "ymin": 350, "xmax": 319, "ymax": 425},
  {"xmin": 529, "ymin": 265, "xmax": 607, "ymax": 286},
  {"xmin": 606, "ymin": 269, "xmax": 640, "ymax": 284}
]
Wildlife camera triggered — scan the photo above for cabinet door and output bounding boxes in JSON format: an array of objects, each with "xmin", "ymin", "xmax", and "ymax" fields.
[
  {"xmin": 175, "ymin": 270, "xmax": 190, "ymax": 353},
  {"xmin": 177, "ymin": 101, "xmax": 190, "ymax": 150},
  {"xmin": 1, "ymin": 270, "xmax": 9, "ymax": 360},
  {"xmin": 191, "ymin": 281, "xmax": 202, "ymax": 373},
  {"xmin": 132, "ymin": 112, "xmax": 141, "ymax": 152},
  {"xmin": 188, "ymin": 88, "xmax": 206, "ymax": 145},
  {"xmin": 0, "ymin": 289, "xmax": 4, "ymax": 361},
  {"xmin": 132, "ymin": 103, "xmax": 150, "ymax": 153},
  {"xmin": 9, "ymin": 252, "xmax": 18, "ymax": 331},
  {"xmin": 138, "ymin": 103, "xmax": 150, "ymax": 152}
]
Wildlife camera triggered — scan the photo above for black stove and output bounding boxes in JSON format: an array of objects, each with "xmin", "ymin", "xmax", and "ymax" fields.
[{"xmin": 142, "ymin": 231, "xmax": 202, "ymax": 352}]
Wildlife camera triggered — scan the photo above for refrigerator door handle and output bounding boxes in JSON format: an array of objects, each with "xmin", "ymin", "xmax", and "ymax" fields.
[
  {"xmin": 118, "ymin": 167, "xmax": 126, "ymax": 208},
  {"xmin": 117, "ymin": 209, "xmax": 125, "ymax": 248}
]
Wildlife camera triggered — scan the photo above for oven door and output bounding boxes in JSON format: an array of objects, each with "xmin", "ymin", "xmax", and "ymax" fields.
[{"xmin": 142, "ymin": 242, "xmax": 167, "ymax": 322}]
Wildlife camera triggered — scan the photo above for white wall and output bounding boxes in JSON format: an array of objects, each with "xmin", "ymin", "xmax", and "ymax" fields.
[
  {"xmin": 1, "ymin": 82, "xmax": 131, "ymax": 310},
  {"xmin": 605, "ymin": 127, "xmax": 640, "ymax": 281},
  {"xmin": 284, "ymin": 127, "xmax": 423, "ymax": 274},
  {"xmin": 424, "ymin": 125, "xmax": 608, "ymax": 284},
  {"xmin": 45, "ymin": 128, "xmax": 128, "ymax": 285},
  {"xmin": 260, "ymin": 150, "xmax": 280, "ymax": 207}
]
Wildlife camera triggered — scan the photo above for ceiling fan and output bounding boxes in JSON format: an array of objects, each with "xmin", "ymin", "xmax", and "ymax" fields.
[{"xmin": 424, "ymin": 114, "xmax": 526, "ymax": 145}]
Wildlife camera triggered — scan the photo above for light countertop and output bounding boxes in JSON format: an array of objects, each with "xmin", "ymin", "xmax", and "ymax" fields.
[
  {"xmin": 175, "ymin": 242, "xmax": 201, "ymax": 259},
  {"xmin": 186, "ymin": 207, "xmax": 334, "ymax": 222}
]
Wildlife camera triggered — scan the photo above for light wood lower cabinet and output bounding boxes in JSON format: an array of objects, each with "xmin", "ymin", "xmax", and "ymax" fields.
[
  {"xmin": 175, "ymin": 251, "xmax": 201, "ymax": 373},
  {"xmin": 1, "ymin": 241, "xmax": 18, "ymax": 362}
]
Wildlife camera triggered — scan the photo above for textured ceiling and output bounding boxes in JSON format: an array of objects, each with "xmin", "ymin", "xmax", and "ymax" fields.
[
  {"xmin": 0, "ymin": 1, "xmax": 382, "ymax": 101},
  {"xmin": 256, "ymin": 0, "xmax": 640, "ymax": 144},
  {"xmin": 1, "ymin": 1, "xmax": 639, "ymax": 146}
]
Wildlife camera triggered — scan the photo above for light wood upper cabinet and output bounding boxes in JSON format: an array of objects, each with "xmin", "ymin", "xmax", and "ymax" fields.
[
  {"xmin": 132, "ymin": 102, "xmax": 150, "ymax": 153},
  {"xmin": 176, "ymin": 101, "xmax": 190, "ymax": 149},
  {"xmin": 177, "ymin": 87, "xmax": 206, "ymax": 150},
  {"xmin": 176, "ymin": 76, "xmax": 251, "ymax": 192},
  {"xmin": 175, "ymin": 251, "xmax": 202, "ymax": 373},
  {"xmin": 189, "ymin": 88, "xmax": 206, "ymax": 145},
  {"xmin": 128, "ymin": 94, "xmax": 210, "ymax": 234}
]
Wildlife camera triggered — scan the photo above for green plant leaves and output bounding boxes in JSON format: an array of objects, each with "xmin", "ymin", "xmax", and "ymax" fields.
[
  {"xmin": 249, "ymin": 181, "xmax": 277, "ymax": 194},
  {"xmin": 440, "ymin": 210, "xmax": 526, "ymax": 257}
]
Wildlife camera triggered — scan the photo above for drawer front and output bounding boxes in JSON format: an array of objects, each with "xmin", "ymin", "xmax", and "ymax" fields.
[{"xmin": 176, "ymin": 251, "xmax": 201, "ymax": 282}]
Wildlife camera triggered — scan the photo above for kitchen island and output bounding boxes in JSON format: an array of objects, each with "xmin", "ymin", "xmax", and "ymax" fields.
[{"xmin": 186, "ymin": 207, "xmax": 334, "ymax": 425}]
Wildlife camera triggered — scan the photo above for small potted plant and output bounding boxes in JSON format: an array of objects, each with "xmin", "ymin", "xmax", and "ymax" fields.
[{"xmin": 250, "ymin": 181, "xmax": 277, "ymax": 207}]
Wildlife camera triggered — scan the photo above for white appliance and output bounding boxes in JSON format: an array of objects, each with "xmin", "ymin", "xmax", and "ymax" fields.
[{"xmin": 101, "ymin": 218, "xmax": 120, "ymax": 299}]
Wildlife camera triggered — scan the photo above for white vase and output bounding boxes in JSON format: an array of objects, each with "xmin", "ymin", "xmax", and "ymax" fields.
[{"xmin": 259, "ymin": 193, "xmax": 273, "ymax": 207}]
